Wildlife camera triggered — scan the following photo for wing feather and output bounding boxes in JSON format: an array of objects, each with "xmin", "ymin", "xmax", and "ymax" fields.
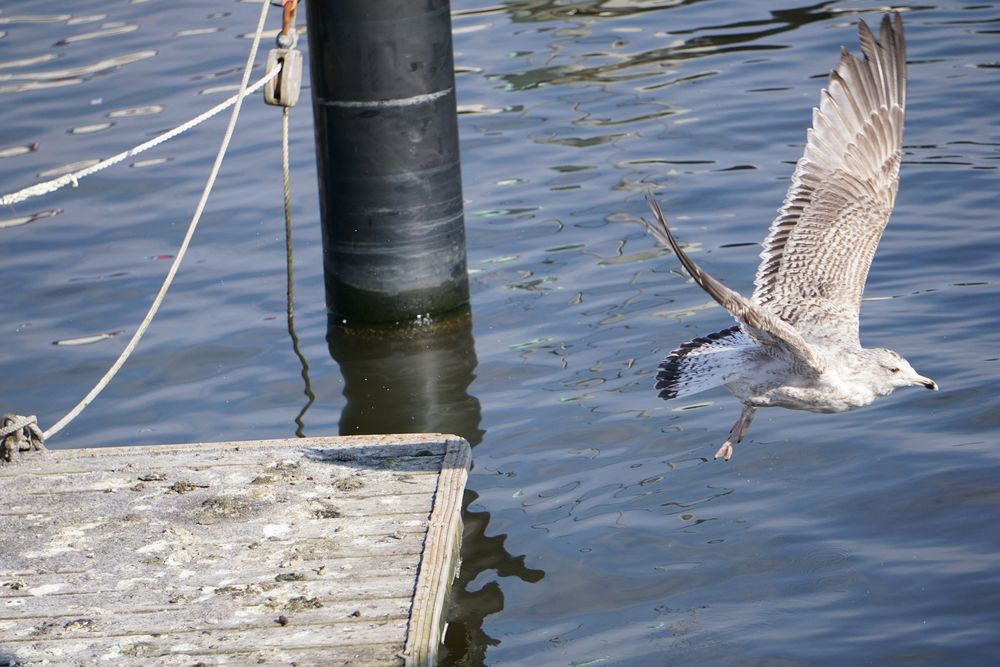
[
  {"xmin": 643, "ymin": 194, "xmax": 824, "ymax": 374},
  {"xmin": 752, "ymin": 14, "xmax": 906, "ymax": 347}
]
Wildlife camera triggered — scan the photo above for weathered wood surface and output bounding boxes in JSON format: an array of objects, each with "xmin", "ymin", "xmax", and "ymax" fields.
[{"xmin": 0, "ymin": 434, "xmax": 471, "ymax": 666}]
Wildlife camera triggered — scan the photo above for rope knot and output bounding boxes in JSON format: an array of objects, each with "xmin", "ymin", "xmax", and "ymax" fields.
[{"xmin": 1, "ymin": 414, "xmax": 45, "ymax": 463}]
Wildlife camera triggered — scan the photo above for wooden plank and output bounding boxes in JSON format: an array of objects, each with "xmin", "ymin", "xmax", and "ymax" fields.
[
  {"xmin": 0, "ymin": 434, "xmax": 470, "ymax": 666},
  {"xmin": 0, "ymin": 551, "xmax": 423, "ymax": 594},
  {"xmin": 0, "ymin": 595, "xmax": 412, "ymax": 637},
  {"xmin": 0, "ymin": 622, "xmax": 410, "ymax": 661},
  {"xmin": 402, "ymin": 438, "xmax": 471, "ymax": 666}
]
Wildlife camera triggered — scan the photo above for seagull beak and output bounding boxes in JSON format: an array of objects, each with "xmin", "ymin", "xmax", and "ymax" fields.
[{"xmin": 913, "ymin": 376, "xmax": 938, "ymax": 391}]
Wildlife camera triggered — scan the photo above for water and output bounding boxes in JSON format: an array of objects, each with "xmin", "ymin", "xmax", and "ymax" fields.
[{"xmin": 1, "ymin": 1, "xmax": 998, "ymax": 664}]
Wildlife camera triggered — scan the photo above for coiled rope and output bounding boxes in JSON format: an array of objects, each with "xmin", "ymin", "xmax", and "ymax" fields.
[
  {"xmin": 4, "ymin": 0, "xmax": 276, "ymax": 446},
  {"xmin": 1, "ymin": 414, "xmax": 43, "ymax": 462}
]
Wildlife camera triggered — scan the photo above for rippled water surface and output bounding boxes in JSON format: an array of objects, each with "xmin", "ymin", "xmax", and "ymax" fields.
[{"xmin": 2, "ymin": 1, "xmax": 998, "ymax": 664}]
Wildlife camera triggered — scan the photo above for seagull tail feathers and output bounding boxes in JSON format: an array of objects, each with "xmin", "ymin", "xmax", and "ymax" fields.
[{"xmin": 656, "ymin": 326, "xmax": 753, "ymax": 400}]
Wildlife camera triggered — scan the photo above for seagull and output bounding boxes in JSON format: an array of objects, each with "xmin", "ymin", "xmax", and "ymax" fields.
[{"xmin": 643, "ymin": 14, "xmax": 937, "ymax": 461}]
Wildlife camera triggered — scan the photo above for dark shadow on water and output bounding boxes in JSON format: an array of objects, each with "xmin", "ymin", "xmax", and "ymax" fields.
[{"xmin": 327, "ymin": 309, "xmax": 543, "ymax": 663}]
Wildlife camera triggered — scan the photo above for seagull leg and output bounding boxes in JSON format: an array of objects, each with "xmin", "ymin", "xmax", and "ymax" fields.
[{"xmin": 714, "ymin": 405, "xmax": 756, "ymax": 461}]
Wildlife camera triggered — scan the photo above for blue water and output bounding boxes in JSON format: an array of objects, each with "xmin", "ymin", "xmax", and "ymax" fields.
[{"xmin": 1, "ymin": 1, "xmax": 998, "ymax": 664}]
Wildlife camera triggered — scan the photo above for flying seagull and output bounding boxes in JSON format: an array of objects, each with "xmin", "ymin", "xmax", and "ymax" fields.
[{"xmin": 643, "ymin": 14, "xmax": 937, "ymax": 461}]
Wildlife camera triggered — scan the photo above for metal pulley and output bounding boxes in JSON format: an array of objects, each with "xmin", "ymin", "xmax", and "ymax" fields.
[
  {"xmin": 264, "ymin": 0, "xmax": 301, "ymax": 107},
  {"xmin": 263, "ymin": 47, "xmax": 302, "ymax": 107}
]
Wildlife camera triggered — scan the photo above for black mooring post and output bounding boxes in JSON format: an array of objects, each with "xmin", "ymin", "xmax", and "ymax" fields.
[{"xmin": 305, "ymin": 0, "xmax": 469, "ymax": 324}]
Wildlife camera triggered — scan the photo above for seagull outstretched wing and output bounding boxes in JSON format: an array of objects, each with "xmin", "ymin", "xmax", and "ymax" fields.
[{"xmin": 752, "ymin": 14, "xmax": 907, "ymax": 347}]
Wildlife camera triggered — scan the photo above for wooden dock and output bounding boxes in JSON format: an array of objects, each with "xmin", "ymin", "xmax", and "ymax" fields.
[{"xmin": 0, "ymin": 433, "xmax": 470, "ymax": 666}]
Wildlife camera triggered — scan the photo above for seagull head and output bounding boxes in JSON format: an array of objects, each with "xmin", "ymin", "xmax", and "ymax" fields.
[{"xmin": 871, "ymin": 348, "xmax": 938, "ymax": 392}]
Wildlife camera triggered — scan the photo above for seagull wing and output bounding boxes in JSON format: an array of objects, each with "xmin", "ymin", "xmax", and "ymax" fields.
[
  {"xmin": 751, "ymin": 14, "xmax": 906, "ymax": 347},
  {"xmin": 644, "ymin": 193, "xmax": 824, "ymax": 374}
]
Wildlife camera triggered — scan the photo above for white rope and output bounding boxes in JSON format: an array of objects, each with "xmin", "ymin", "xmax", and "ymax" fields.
[
  {"xmin": 42, "ymin": 0, "xmax": 274, "ymax": 441},
  {"xmin": 1, "ymin": 62, "xmax": 280, "ymax": 208},
  {"xmin": 0, "ymin": 415, "xmax": 37, "ymax": 439}
]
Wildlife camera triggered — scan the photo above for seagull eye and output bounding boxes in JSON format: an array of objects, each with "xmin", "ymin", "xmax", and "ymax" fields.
[{"xmin": 889, "ymin": 367, "xmax": 900, "ymax": 373}]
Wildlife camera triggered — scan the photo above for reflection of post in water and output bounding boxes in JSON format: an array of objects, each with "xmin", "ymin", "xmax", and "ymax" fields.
[
  {"xmin": 327, "ymin": 307, "xmax": 483, "ymax": 442},
  {"xmin": 328, "ymin": 309, "xmax": 543, "ymax": 662},
  {"xmin": 442, "ymin": 490, "xmax": 545, "ymax": 665}
]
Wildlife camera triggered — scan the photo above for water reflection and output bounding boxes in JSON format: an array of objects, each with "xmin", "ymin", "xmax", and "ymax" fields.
[
  {"xmin": 327, "ymin": 310, "xmax": 544, "ymax": 663},
  {"xmin": 328, "ymin": 308, "xmax": 484, "ymax": 441},
  {"xmin": 494, "ymin": 0, "xmax": 863, "ymax": 91},
  {"xmin": 0, "ymin": 50, "xmax": 157, "ymax": 94},
  {"xmin": 443, "ymin": 490, "xmax": 546, "ymax": 665}
]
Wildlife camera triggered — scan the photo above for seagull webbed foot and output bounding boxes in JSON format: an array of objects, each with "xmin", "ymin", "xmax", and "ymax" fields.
[
  {"xmin": 714, "ymin": 440, "xmax": 735, "ymax": 461},
  {"xmin": 713, "ymin": 405, "xmax": 756, "ymax": 461}
]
